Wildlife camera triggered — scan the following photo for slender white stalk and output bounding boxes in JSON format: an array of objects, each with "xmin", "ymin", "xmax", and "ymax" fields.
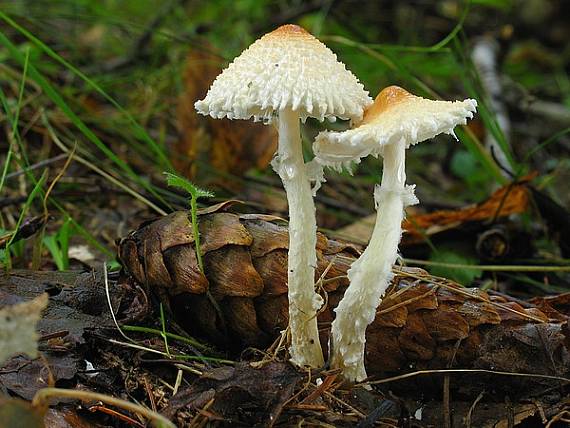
[
  {"xmin": 330, "ymin": 140, "xmax": 413, "ymax": 381},
  {"xmin": 271, "ymin": 107, "xmax": 324, "ymax": 368}
]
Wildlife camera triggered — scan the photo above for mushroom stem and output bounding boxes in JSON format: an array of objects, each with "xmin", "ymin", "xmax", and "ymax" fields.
[
  {"xmin": 330, "ymin": 140, "xmax": 411, "ymax": 381},
  {"xmin": 272, "ymin": 107, "xmax": 325, "ymax": 368}
]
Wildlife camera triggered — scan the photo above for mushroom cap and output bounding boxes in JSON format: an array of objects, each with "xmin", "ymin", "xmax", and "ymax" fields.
[
  {"xmin": 195, "ymin": 24, "xmax": 372, "ymax": 123},
  {"xmin": 314, "ymin": 86, "xmax": 477, "ymax": 168}
]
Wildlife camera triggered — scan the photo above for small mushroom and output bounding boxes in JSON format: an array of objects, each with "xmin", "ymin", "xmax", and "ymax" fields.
[
  {"xmin": 195, "ymin": 24, "xmax": 372, "ymax": 368},
  {"xmin": 314, "ymin": 86, "xmax": 477, "ymax": 381}
]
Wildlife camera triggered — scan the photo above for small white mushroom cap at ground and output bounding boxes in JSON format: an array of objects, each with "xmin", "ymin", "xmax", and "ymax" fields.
[
  {"xmin": 195, "ymin": 24, "xmax": 372, "ymax": 123},
  {"xmin": 195, "ymin": 24, "xmax": 372, "ymax": 369},
  {"xmin": 315, "ymin": 86, "xmax": 477, "ymax": 382}
]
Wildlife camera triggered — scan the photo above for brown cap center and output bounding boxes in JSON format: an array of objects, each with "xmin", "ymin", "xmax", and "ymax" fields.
[
  {"xmin": 268, "ymin": 24, "xmax": 310, "ymax": 38},
  {"xmin": 362, "ymin": 86, "xmax": 413, "ymax": 123}
]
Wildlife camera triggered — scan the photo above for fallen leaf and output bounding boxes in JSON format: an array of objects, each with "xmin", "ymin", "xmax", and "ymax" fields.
[
  {"xmin": 335, "ymin": 180, "xmax": 532, "ymax": 246},
  {"xmin": 166, "ymin": 362, "xmax": 301, "ymax": 427},
  {"xmin": 175, "ymin": 48, "xmax": 277, "ymax": 186},
  {"xmin": 0, "ymin": 293, "xmax": 48, "ymax": 365},
  {"xmin": 0, "ymin": 397, "xmax": 44, "ymax": 428},
  {"xmin": 0, "ymin": 271, "xmax": 140, "ymax": 400}
]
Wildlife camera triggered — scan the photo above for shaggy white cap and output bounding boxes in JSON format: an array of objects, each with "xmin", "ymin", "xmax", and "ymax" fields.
[
  {"xmin": 314, "ymin": 86, "xmax": 478, "ymax": 169},
  {"xmin": 195, "ymin": 24, "xmax": 372, "ymax": 123}
]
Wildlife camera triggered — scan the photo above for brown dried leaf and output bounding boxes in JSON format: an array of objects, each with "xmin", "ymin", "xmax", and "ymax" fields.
[
  {"xmin": 166, "ymin": 362, "xmax": 301, "ymax": 426},
  {"xmin": 530, "ymin": 293, "xmax": 570, "ymax": 320},
  {"xmin": 337, "ymin": 180, "xmax": 532, "ymax": 246},
  {"xmin": 175, "ymin": 48, "xmax": 277, "ymax": 185},
  {"xmin": 402, "ymin": 180, "xmax": 532, "ymax": 245},
  {"xmin": 0, "ymin": 271, "xmax": 139, "ymax": 400}
]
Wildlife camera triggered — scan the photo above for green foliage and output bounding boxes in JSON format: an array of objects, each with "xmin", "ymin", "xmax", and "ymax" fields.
[
  {"xmin": 0, "ymin": 0, "xmax": 566, "ymax": 289},
  {"xmin": 42, "ymin": 217, "xmax": 74, "ymax": 271},
  {"xmin": 1, "ymin": 12, "xmax": 172, "ymax": 168},
  {"xmin": 0, "ymin": 230, "xmax": 25, "ymax": 269},
  {"xmin": 121, "ymin": 324, "xmax": 211, "ymax": 353},
  {"xmin": 3, "ymin": 172, "xmax": 47, "ymax": 271},
  {"xmin": 164, "ymin": 172, "xmax": 214, "ymax": 273},
  {"xmin": 0, "ymin": 21, "xmax": 169, "ymax": 206},
  {"xmin": 471, "ymin": 0, "xmax": 513, "ymax": 10},
  {"xmin": 158, "ymin": 303, "xmax": 171, "ymax": 358},
  {"xmin": 164, "ymin": 172, "xmax": 214, "ymax": 201},
  {"xmin": 0, "ymin": 8, "xmax": 178, "ymax": 269},
  {"xmin": 450, "ymin": 149, "xmax": 491, "ymax": 200},
  {"xmin": 428, "ymin": 248, "xmax": 483, "ymax": 285}
]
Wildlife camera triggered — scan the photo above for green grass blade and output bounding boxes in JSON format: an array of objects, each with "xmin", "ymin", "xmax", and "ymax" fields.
[
  {"xmin": 0, "ymin": 47, "xmax": 30, "ymax": 191},
  {"xmin": 121, "ymin": 325, "xmax": 212, "ymax": 352},
  {"xmin": 43, "ymin": 235, "xmax": 65, "ymax": 271},
  {"xmin": 0, "ymin": 89, "xmax": 14, "ymax": 193},
  {"xmin": 4, "ymin": 171, "xmax": 47, "ymax": 271},
  {"xmin": 0, "ymin": 11, "xmax": 173, "ymax": 172},
  {"xmin": 0, "ymin": 29, "xmax": 168, "ymax": 207},
  {"xmin": 452, "ymin": 34, "xmax": 518, "ymax": 175},
  {"xmin": 429, "ymin": 0, "xmax": 471, "ymax": 50},
  {"xmin": 521, "ymin": 126, "xmax": 570, "ymax": 168},
  {"xmin": 455, "ymin": 127, "xmax": 506, "ymax": 183}
]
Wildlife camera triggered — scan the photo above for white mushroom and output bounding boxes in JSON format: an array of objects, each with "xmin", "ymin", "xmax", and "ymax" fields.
[
  {"xmin": 314, "ymin": 86, "xmax": 477, "ymax": 381},
  {"xmin": 195, "ymin": 24, "xmax": 372, "ymax": 368}
]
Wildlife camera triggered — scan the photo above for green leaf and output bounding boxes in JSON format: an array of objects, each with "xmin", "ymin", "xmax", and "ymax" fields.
[
  {"xmin": 428, "ymin": 249, "xmax": 483, "ymax": 285},
  {"xmin": 57, "ymin": 217, "xmax": 72, "ymax": 269},
  {"xmin": 0, "ymin": 249, "xmax": 6, "ymax": 269},
  {"xmin": 450, "ymin": 149, "xmax": 479, "ymax": 179},
  {"xmin": 450, "ymin": 149, "xmax": 492, "ymax": 200},
  {"xmin": 42, "ymin": 217, "xmax": 74, "ymax": 271},
  {"xmin": 43, "ymin": 235, "xmax": 62, "ymax": 270},
  {"xmin": 164, "ymin": 172, "xmax": 214, "ymax": 200}
]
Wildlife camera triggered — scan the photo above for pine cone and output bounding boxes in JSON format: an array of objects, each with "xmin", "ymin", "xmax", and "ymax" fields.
[{"xmin": 118, "ymin": 204, "xmax": 570, "ymax": 377}]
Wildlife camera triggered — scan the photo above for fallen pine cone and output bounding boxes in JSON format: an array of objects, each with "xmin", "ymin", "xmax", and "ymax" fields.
[{"xmin": 118, "ymin": 203, "xmax": 570, "ymax": 378}]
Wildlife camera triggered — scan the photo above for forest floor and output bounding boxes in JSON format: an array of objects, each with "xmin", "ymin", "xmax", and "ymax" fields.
[{"xmin": 1, "ymin": 0, "xmax": 570, "ymax": 426}]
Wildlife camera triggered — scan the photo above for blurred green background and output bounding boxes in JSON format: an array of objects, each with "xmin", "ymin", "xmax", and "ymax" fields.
[{"xmin": 1, "ymin": 0, "xmax": 569, "ymax": 284}]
